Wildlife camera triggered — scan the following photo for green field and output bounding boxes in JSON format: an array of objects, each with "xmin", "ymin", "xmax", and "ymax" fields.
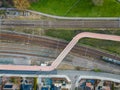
[
  {"xmin": 45, "ymin": 30, "xmax": 120, "ymax": 55},
  {"xmin": 30, "ymin": 0, "xmax": 120, "ymax": 17}
]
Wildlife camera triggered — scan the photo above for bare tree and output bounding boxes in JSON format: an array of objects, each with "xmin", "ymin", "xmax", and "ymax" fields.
[{"xmin": 13, "ymin": 0, "xmax": 30, "ymax": 10}]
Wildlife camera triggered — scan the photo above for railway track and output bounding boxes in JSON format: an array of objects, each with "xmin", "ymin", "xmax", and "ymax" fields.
[
  {"xmin": 0, "ymin": 31, "xmax": 120, "ymax": 71},
  {"xmin": 0, "ymin": 31, "xmax": 120, "ymax": 61},
  {"xmin": 1, "ymin": 19, "xmax": 120, "ymax": 28}
]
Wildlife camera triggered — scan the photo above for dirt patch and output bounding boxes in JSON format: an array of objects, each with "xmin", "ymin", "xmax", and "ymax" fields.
[{"xmin": 57, "ymin": 63, "xmax": 75, "ymax": 70}]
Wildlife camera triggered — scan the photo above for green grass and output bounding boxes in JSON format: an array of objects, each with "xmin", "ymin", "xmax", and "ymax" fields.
[
  {"xmin": 30, "ymin": 0, "xmax": 120, "ymax": 17},
  {"xmin": 45, "ymin": 30, "xmax": 75, "ymax": 41},
  {"xmin": 93, "ymin": 68, "xmax": 102, "ymax": 72},
  {"xmin": 45, "ymin": 30, "xmax": 120, "ymax": 55}
]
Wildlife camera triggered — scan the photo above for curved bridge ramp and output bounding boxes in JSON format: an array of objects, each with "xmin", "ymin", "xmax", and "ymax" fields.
[{"xmin": 0, "ymin": 32, "xmax": 120, "ymax": 71}]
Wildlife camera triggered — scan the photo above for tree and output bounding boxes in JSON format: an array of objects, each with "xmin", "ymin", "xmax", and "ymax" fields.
[
  {"xmin": 1, "ymin": 0, "xmax": 13, "ymax": 7},
  {"xmin": 13, "ymin": 0, "xmax": 30, "ymax": 10},
  {"xmin": 92, "ymin": 0, "xmax": 104, "ymax": 6}
]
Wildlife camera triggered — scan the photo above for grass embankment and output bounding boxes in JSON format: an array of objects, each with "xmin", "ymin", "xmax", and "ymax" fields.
[
  {"xmin": 30, "ymin": 0, "xmax": 120, "ymax": 17},
  {"xmin": 44, "ymin": 30, "xmax": 120, "ymax": 55}
]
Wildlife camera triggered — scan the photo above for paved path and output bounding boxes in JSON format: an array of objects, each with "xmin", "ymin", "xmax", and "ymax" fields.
[
  {"xmin": 27, "ymin": 10, "xmax": 120, "ymax": 20},
  {"xmin": 0, "ymin": 32, "xmax": 120, "ymax": 71}
]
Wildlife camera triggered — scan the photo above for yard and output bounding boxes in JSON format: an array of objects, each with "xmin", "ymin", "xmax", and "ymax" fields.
[{"xmin": 30, "ymin": 0, "xmax": 120, "ymax": 17}]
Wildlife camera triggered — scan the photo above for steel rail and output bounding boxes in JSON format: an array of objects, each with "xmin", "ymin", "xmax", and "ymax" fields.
[{"xmin": 1, "ymin": 19, "xmax": 120, "ymax": 28}]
